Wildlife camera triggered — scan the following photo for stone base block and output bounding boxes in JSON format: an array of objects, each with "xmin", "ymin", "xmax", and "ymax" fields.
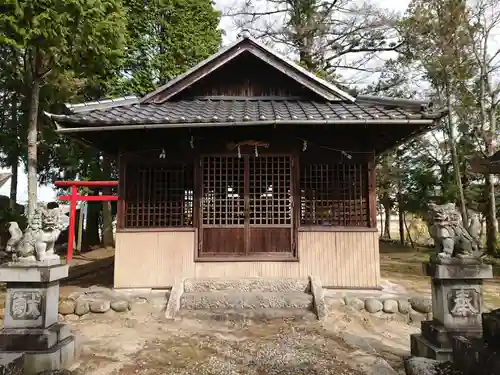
[
  {"xmin": 10, "ymin": 335, "xmax": 78, "ymax": 375},
  {"xmin": 421, "ymin": 320, "xmax": 482, "ymax": 349},
  {"xmin": 0, "ymin": 323, "xmax": 71, "ymax": 351},
  {"xmin": 4, "ymin": 283, "xmax": 60, "ymax": 329},
  {"xmin": 0, "ymin": 353, "xmax": 24, "ymax": 375},
  {"xmin": 0, "ymin": 264, "xmax": 67, "ymax": 283},
  {"xmin": 424, "ymin": 261, "xmax": 493, "ymax": 280},
  {"xmin": 410, "ymin": 333, "xmax": 452, "ymax": 362}
]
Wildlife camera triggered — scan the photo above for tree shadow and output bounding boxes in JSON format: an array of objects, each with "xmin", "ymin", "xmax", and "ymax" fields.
[{"xmin": 62, "ymin": 257, "xmax": 114, "ymax": 289}]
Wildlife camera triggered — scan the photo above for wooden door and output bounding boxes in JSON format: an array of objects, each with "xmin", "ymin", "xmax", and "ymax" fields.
[
  {"xmin": 199, "ymin": 154, "xmax": 294, "ymax": 258},
  {"xmin": 247, "ymin": 155, "xmax": 294, "ymax": 256},
  {"xmin": 199, "ymin": 155, "xmax": 246, "ymax": 256}
]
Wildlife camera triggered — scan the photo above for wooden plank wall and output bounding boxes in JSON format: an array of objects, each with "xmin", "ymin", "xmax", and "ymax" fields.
[{"xmin": 114, "ymin": 231, "xmax": 380, "ymax": 288}]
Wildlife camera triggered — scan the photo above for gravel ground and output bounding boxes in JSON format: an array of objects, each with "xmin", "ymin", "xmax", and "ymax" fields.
[{"xmin": 66, "ymin": 308, "xmax": 400, "ymax": 375}]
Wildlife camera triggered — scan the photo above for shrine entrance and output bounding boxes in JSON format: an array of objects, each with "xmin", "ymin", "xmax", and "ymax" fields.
[{"xmin": 198, "ymin": 154, "xmax": 295, "ymax": 259}]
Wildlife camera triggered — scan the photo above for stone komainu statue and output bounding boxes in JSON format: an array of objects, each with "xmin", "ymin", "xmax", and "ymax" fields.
[
  {"xmin": 5, "ymin": 203, "xmax": 66, "ymax": 262},
  {"xmin": 427, "ymin": 203, "xmax": 483, "ymax": 260}
]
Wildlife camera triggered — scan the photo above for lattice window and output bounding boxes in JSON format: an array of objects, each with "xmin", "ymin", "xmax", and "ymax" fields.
[
  {"xmin": 249, "ymin": 156, "xmax": 292, "ymax": 225},
  {"xmin": 300, "ymin": 162, "xmax": 368, "ymax": 226},
  {"xmin": 202, "ymin": 156, "xmax": 245, "ymax": 226},
  {"xmin": 124, "ymin": 163, "xmax": 194, "ymax": 227}
]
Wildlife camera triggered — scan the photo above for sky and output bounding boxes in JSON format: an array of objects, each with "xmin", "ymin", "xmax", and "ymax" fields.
[{"xmin": 0, "ymin": 0, "xmax": 412, "ymax": 205}]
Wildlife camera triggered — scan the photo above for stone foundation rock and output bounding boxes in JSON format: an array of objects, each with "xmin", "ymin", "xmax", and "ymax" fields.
[
  {"xmin": 324, "ymin": 294, "xmax": 433, "ymax": 322},
  {"xmin": 58, "ymin": 286, "xmax": 170, "ymax": 319}
]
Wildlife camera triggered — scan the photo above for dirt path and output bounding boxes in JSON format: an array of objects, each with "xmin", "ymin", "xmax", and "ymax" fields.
[{"xmin": 67, "ymin": 305, "xmax": 412, "ymax": 375}]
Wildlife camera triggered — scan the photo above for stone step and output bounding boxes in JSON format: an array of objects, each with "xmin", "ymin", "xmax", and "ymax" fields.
[
  {"xmin": 180, "ymin": 291, "xmax": 314, "ymax": 310},
  {"xmin": 179, "ymin": 308, "xmax": 318, "ymax": 322},
  {"xmin": 183, "ymin": 278, "xmax": 310, "ymax": 293}
]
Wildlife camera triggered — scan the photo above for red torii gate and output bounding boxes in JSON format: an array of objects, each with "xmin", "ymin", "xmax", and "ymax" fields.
[{"xmin": 54, "ymin": 181, "xmax": 119, "ymax": 264}]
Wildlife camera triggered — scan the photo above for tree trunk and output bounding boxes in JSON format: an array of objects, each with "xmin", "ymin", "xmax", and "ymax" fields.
[
  {"xmin": 485, "ymin": 107, "xmax": 498, "ymax": 254},
  {"xmin": 479, "ymin": 214, "xmax": 485, "ymax": 240},
  {"xmin": 383, "ymin": 201, "xmax": 391, "ymax": 239},
  {"xmin": 379, "ymin": 211, "xmax": 384, "ymax": 238},
  {"xmin": 397, "ymin": 169, "xmax": 404, "ymax": 245},
  {"xmin": 27, "ymin": 72, "xmax": 41, "ymax": 219},
  {"xmin": 101, "ymin": 155, "xmax": 114, "ymax": 248},
  {"xmin": 398, "ymin": 196, "xmax": 405, "ymax": 245},
  {"xmin": 9, "ymin": 160, "xmax": 18, "ymax": 209},
  {"xmin": 485, "ymin": 174, "xmax": 497, "ymax": 254},
  {"xmin": 76, "ymin": 203, "xmax": 85, "ymax": 253},
  {"xmin": 403, "ymin": 214, "xmax": 415, "ymax": 248},
  {"xmin": 9, "ymin": 93, "xmax": 18, "ymax": 209},
  {"xmin": 85, "ymin": 193, "xmax": 101, "ymax": 250},
  {"xmin": 446, "ymin": 94, "xmax": 467, "ymax": 225}
]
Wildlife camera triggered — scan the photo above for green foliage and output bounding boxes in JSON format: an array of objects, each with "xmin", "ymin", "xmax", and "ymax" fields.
[
  {"xmin": 400, "ymin": 0, "xmax": 477, "ymax": 90},
  {"xmin": 0, "ymin": 0, "xmax": 128, "ymax": 210},
  {"xmin": 0, "ymin": 0, "xmax": 222, "ymax": 183},
  {"xmin": 371, "ymin": 0, "xmax": 500, "ymax": 254},
  {"xmin": 0, "ymin": 0, "xmax": 221, "ymax": 245},
  {"xmin": 116, "ymin": 0, "xmax": 222, "ymax": 95},
  {"xmin": 0, "ymin": 0, "xmax": 127, "ymax": 78}
]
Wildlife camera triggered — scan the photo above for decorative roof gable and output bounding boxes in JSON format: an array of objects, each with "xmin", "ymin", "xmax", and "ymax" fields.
[{"xmin": 140, "ymin": 32, "xmax": 356, "ymax": 104}]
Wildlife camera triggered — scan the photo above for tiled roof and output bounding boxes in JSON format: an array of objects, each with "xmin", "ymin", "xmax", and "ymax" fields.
[{"xmin": 50, "ymin": 98, "xmax": 443, "ymax": 127}]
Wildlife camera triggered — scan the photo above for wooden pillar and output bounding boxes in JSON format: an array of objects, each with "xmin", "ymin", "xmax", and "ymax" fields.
[{"xmin": 368, "ymin": 151, "xmax": 377, "ymax": 228}]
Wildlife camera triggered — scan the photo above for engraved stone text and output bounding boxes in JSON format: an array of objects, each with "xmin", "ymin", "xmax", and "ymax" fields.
[
  {"xmin": 448, "ymin": 288, "xmax": 480, "ymax": 317},
  {"xmin": 10, "ymin": 291, "xmax": 42, "ymax": 320}
]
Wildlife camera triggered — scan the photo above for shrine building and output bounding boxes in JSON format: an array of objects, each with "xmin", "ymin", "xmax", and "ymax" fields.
[{"xmin": 46, "ymin": 33, "xmax": 447, "ymax": 289}]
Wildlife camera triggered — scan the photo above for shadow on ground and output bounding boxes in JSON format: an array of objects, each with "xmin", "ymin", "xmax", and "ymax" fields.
[
  {"xmin": 67, "ymin": 315, "xmax": 400, "ymax": 375},
  {"xmin": 62, "ymin": 257, "xmax": 114, "ymax": 289}
]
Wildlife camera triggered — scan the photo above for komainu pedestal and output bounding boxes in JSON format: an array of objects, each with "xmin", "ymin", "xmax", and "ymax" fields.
[
  {"xmin": 0, "ymin": 260, "xmax": 79, "ymax": 374},
  {"xmin": 410, "ymin": 257, "xmax": 493, "ymax": 361}
]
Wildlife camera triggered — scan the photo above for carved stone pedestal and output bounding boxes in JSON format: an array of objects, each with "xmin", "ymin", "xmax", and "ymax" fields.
[
  {"xmin": 410, "ymin": 258, "xmax": 493, "ymax": 362},
  {"xmin": 0, "ymin": 261, "xmax": 79, "ymax": 374}
]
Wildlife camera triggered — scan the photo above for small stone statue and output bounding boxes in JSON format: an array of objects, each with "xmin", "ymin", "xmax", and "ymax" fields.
[
  {"xmin": 5, "ymin": 203, "xmax": 66, "ymax": 263},
  {"xmin": 427, "ymin": 203, "xmax": 484, "ymax": 261}
]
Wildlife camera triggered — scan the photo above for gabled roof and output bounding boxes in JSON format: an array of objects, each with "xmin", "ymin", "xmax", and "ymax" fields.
[{"xmin": 139, "ymin": 31, "xmax": 356, "ymax": 104}]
